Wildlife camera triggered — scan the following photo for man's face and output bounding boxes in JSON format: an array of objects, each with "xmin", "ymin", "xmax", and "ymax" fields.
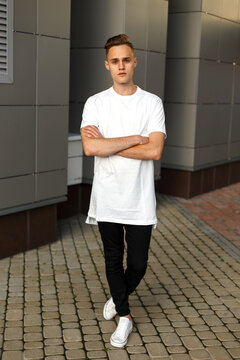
[{"xmin": 105, "ymin": 44, "xmax": 137, "ymax": 85}]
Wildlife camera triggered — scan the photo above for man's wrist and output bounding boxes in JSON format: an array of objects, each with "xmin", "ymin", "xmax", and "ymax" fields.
[{"xmin": 135, "ymin": 135, "xmax": 141, "ymax": 145}]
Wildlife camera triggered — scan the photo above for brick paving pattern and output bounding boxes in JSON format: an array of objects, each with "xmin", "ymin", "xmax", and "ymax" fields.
[
  {"xmin": 0, "ymin": 193, "xmax": 240, "ymax": 359},
  {"xmin": 180, "ymin": 183, "xmax": 240, "ymax": 250}
]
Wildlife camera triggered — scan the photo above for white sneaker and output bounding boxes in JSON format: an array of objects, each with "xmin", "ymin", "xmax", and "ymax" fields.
[
  {"xmin": 103, "ymin": 297, "xmax": 117, "ymax": 320},
  {"xmin": 110, "ymin": 317, "xmax": 133, "ymax": 348}
]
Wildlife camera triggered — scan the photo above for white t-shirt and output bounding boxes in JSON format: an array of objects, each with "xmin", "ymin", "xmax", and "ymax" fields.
[{"xmin": 81, "ymin": 86, "xmax": 166, "ymax": 226}]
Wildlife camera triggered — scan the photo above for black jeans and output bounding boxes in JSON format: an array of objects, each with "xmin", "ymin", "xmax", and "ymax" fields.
[{"xmin": 98, "ymin": 222, "xmax": 152, "ymax": 316}]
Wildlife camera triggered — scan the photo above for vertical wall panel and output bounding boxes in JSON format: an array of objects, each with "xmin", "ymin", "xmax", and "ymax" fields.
[
  {"xmin": 231, "ymin": 105, "xmax": 240, "ymax": 142},
  {"xmin": 133, "ymin": 50, "xmax": 146, "ymax": 89},
  {"xmin": 164, "ymin": 104, "xmax": 197, "ymax": 147},
  {"xmin": 169, "ymin": 0, "xmax": 202, "ymax": 13},
  {"xmin": 165, "ymin": 59, "xmax": 199, "ymax": 103},
  {"xmin": 36, "ymin": 106, "xmax": 68, "ymax": 172},
  {"xmin": 0, "ymin": 33, "xmax": 36, "ymax": 105},
  {"xmin": 37, "ymin": 37, "xmax": 70, "ymax": 105},
  {"xmin": 69, "ymin": 103, "xmax": 84, "ymax": 134},
  {"xmin": 222, "ymin": 0, "xmax": 239, "ymax": 22},
  {"xmin": 0, "ymin": 175, "xmax": 35, "ymax": 210},
  {"xmin": 14, "ymin": 0, "xmax": 37, "ymax": 33},
  {"xmin": 0, "ymin": 107, "xmax": 35, "ymax": 178},
  {"xmin": 125, "ymin": 0, "xmax": 148, "ymax": 50},
  {"xmin": 70, "ymin": 48, "xmax": 112, "ymax": 103},
  {"xmin": 148, "ymin": 0, "xmax": 168, "ymax": 53},
  {"xmin": 0, "ymin": 2, "xmax": 70, "ymax": 213},
  {"xmin": 167, "ymin": 13, "xmax": 202, "ymax": 58},
  {"xmin": 146, "ymin": 52, "xmax": 166, "ymax": 98},
  {"xmin": 219, "ymin": 19, "xmax": 240, "ymax": 63},
  {"xmin": 37, "ymin": 0, "xmax": 71, "ymax": 38},
  {"xmin": 196, "ymin": 105, "xmax": 231, "ymax": 147},
  {"xmin": 200, "ymin": 14, "xmax": 220, "ymax": 60},
  {"xmin": 36, "ymin": 170, "xmax": 67, "ymax": 202},
  {"xmin": 234, "ymin": 65, "xmax": 240, "ymax": 103},
  {"xmin": 198, "ymin": 61, "xmax": 233, "ymax": 104},
  {"xmin": 71, "ymin": 0, "xmax": 125, "ymax": 48},
  {"xmin": 202, "ymin": 0, "xmax": 223, "ymax": 17},
  {"xmin": 164, "ymin": 0, "xmax": 240, "ymax": 171}
]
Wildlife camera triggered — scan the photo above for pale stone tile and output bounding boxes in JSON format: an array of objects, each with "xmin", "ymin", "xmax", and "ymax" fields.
[
  {"xmin": 207, "ymin": 346, "xmax": 232, "ymax": 360},
  {"xmin": 65, "ymin": 349, "xmax": 86, "ymax": 359},
  {"xmin": 23, "ymin": 348, "xmax": 44, "ymax": 359},
  {"xmin": 189, "ymin": 349, "xmax": 211, "ymax": 360},
  {"xmin": 4, "ymin": 327, "xmax": 23, "ymax": 340},
  {"xmin": 3, "ymin": 340, "xmax": 23, "ymax": 350},
  {"xmin": 63, "ymin": 329, "xmax": 82, "ymax": 342},
  {"xmin": 161, "ymin": 333, "xmax": 182, "ymax": 346},
  {"xmin": 24, "ymin": 342, "xmax": 43, "ymax": 349},
  {"xmin": 146, "ymin": 343, "xmax": 168, "ymax": 357},
  {"xmin": 181, "ymin": 336, "xmax": 204, "ymax": 350},
  {"xmin": 2, "ymin": 351, "xmax": 23, "ymax": 360},
  {"xmin": 137, "ymin": 323, "xmax": 157, "ymax": 336},
  {"xmin": 108, "ymin": 349, "xmax": 129, "ymax": 360},
  {"xmin": 44, "ymin": 345, "xmax": 64, "ymax": 356},
  {"xmin": 43, "ymin": 326, "xmax": 62, "ymax": 339},
  {"xmin": 6, "ymin": 310, "xmax": 23, "ymax": 321}
]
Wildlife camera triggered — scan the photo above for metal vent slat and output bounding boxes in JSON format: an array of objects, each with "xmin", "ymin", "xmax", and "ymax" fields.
[{"xmin": 0, "ymin": 0, "xmax": 7, "ymax": 75}]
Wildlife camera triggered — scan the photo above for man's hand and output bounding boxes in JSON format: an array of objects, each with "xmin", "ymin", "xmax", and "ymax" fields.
[
  {"xmin": 81, "ymin": 125, "xmax": 103, "ymax": 139},
  {"xmin": 139, "ymin": 136, "xmax": 149, "ymax": 145}
]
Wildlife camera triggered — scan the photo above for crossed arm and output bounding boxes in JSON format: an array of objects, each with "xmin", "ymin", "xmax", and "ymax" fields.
[{"xmin": 81, "ymin": 125, "xmax": 165, "ymax": 160}]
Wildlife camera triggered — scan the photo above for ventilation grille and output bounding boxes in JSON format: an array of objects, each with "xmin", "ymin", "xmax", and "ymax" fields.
[{"xmin": 0, "ymin": 0, "xmax": 7, "ymax": 74}]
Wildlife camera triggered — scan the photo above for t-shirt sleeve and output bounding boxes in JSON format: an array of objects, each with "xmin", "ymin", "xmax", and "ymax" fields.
[
  {"xmin": 147, "ymin": 97, "xmax": 166, "ymax": 138},
  {"xmin": 80, "ymin": 97, "xmax": 99, "ymax": 129}
]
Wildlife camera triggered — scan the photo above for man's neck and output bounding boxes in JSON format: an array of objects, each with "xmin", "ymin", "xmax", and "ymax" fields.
[{"xmin": 113, "ymin": 83, "xmax": 137, "ymax": 96}]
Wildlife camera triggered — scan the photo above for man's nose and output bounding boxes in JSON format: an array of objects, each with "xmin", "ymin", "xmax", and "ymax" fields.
[{"xmin": 119, "ymin": 60, "xmax": 125, "ymax": 69}]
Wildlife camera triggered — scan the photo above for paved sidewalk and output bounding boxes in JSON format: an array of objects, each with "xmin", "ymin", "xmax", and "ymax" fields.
[
  {"xmin": 1, "ymin": 194, "xmax": 240, "ymax": 360},
  {"xmin": 180, "ymin": 183, "xmax": 240, "ymax": 250}
]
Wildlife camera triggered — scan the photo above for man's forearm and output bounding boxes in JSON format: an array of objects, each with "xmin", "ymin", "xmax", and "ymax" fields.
[
  {"xmin": 117, "ymin": 143, "xmax": 159, "ymax": 160},
  {"xmin": 82, "ymin": 135, "xmax": 146, "ymax": 157},
  {"xmin": 117, "ymin": 133, "xmax": 165, "ymax": 160}
]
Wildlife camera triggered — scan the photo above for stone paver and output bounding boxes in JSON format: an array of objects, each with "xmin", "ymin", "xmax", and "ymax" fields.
[
  {"xmin": 207, "ymin": 346, "xmax": 232, "ymax": 360},
  {"xmin": 63, "ymin": 329, "xmax": 82, "ymax": 342},
  {"xmin": 2, "ymin": 351, "xmax": 23, "ymax": 360},
  {"xmin": 130, "ymin": 355, "xmax": 150, "ymax": 360},
  {"xmin": 189, "ymin": 349, "xmax": 211, "ymax": 359},
  {"xmin": 65, "ymin": 349, "xmax": 86, "ymax": 359},
  {"xmin": 108, "ymin": 349, "xmax": 129, "ymax": 360},
  {"xmin": 24, "ymin": 349, "xmax": 44, "ymax": 359},
  {"xmin": 146, "ymin": 342, "xmax": 168, "ymax": 357},
  {"xmin": 1, "ymin": 189, "xmax": 240, "ymax": 359}
]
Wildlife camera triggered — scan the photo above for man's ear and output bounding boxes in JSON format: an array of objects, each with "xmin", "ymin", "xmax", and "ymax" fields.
[
  {"xmin": 105, "ymin": 60, "xmax": 109, "ymax": 71},
  {"xmin": 134, "ymin": 57, "xmax": 137, "ymax": 68}
]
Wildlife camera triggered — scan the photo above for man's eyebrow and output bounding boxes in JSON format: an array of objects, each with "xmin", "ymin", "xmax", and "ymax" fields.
[{"xmin": 109, "ymin": 57, "xmax": 131, "ymax": 61}]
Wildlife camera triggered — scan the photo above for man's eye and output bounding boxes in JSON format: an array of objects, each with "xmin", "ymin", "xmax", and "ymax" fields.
[{"xmin": 112, "ymin": 60, "xmax": 118, "ymax": 64}]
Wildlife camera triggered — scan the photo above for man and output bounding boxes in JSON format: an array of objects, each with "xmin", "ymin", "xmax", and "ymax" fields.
[{"xmin": 81, "ymin": 34, "xmax": 166, "ymax": 348}]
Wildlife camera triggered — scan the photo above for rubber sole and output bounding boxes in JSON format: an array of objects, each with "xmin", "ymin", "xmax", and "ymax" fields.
[
  {"xmin": 103, "ymin": 299, "xmax": 117, "ymax": 320},
  {"xmin": 110, "ymin": 337, "xmax": 128, "ymax": 348}
]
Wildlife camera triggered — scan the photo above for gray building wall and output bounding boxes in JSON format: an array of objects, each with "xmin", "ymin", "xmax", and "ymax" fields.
[
  {"xmin": 0, "ymin": 0, "xmax": 71, "ymax": 214},
  {"xmin": 69, "ymin": 0, "xmax": 169, "ymax": 182},
  {"xmin": 163, "ymin": 0, "xmax": 240, "ymax": 171}
]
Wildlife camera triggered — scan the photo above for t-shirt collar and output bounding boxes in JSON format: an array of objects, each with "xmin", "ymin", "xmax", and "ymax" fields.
[{"xmin": 110, "ymin": 85, "xmax": 141, "ymax": 98}]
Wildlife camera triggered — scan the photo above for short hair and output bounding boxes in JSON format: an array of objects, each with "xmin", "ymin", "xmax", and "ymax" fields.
[{"xmin": 104, "ymin": 34, "xmax": 134, "ymax": 55}]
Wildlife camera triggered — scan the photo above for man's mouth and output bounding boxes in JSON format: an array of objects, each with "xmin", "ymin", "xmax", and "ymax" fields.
[{"xmin": 118, "ymin": 73, "xmax": 126, "ymax": 76}]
